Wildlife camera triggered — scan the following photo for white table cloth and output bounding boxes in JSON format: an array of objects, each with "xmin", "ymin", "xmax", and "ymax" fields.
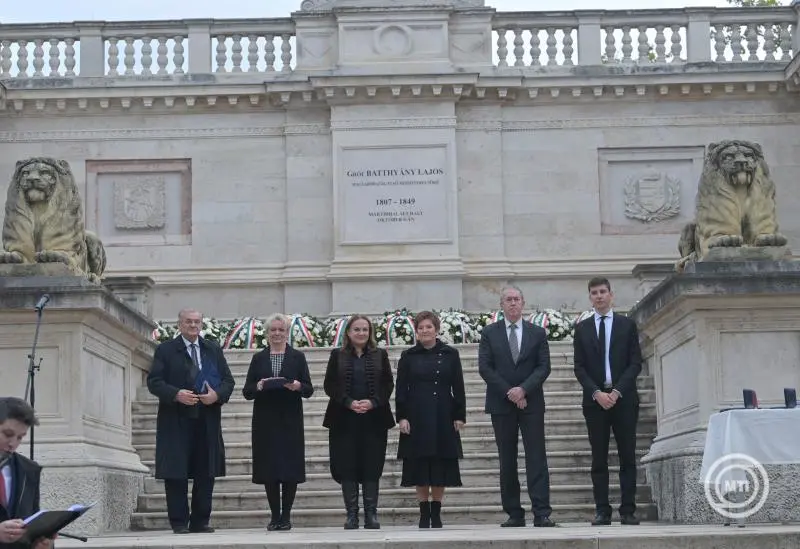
[{"xmin": 699, "ymin": 408, "xmax": 800, "ymax": 488}]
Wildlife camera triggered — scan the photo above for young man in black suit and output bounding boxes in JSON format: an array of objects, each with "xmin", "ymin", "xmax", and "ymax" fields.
[
  {"xmin": 147, "ymin": 308, "xmax": 235, "ymax": 534},
  {"xmin": 573, "ymin": 277, "xmax": 643, "ymax": 526},
  {"xmin": 0, "ymin": 397, "xmax": 53, "ymax": 549},
  {"xmin": 478, "ymin": 285, "xmax": 555, "ymax": 528}
]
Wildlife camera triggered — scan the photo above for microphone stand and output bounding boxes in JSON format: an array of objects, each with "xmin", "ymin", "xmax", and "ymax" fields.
[{"xmin": 23, "ymin": 304, "xmax": 44, "ymax": 461}]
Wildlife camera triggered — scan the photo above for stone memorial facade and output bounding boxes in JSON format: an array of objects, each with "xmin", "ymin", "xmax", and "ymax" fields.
[{"xmin": 0, "ymin": 1, "xmax": 798, "ymax": 322}]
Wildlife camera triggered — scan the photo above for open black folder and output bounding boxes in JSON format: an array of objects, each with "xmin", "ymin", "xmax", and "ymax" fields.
[
  {"xmin": 21, "ymin": 502, "xmax": 96, "ymax": 543},
  {"xmin": 263, "ymin": 377, "xmax": 290, "ymax": 390}
]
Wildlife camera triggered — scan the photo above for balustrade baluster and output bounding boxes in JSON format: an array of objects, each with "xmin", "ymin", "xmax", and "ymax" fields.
[
  {"xmin": 637, "ymin": 26, "xmax": 649, "ymax": 63},
  {"xmin": 605, "ymin": 27, "xmax": 616, "ymax": 63},
  {"xmin": 156, "ymin": 37, "xmax": 168, "ymax": 74},
  {"xmin": 731, "ymin": 25, "xmax": 743, "ymax": 62},
  {"xmin": 32, "ymin": 39, "xmax": 44, "ymax": 76},
  {"xmin": 108, "ymin": 38, "xmax": 120, "ymax": 76},
  {"xmin": 496, "ymin": 29, "xmax": 508, "ymax": 67},
  {"xmin": 124, "ymin": 37, "xmax": 136, "ymax": 75},
  {"xmin": 714, "ymin": 24, "xmax": 726, "ymax": 62},
  {"xmin": 265, "ymin": 34, "xmax": 276, "ymax": 71},
  {"xmin": 64, "ymin": 38, "xmax": 76, "ymax": 76},
  {"xmin": 530, "ymin": 30, "xmax": 541, "ymax": 66},
  {"xmin": 513, "ymin": 29, "xmax": 524, "ymax": 66},
  {"xmin": 562, "ymin": 28, "xmax": 574, "ymax": 65},
  {"xmin": 654, "ymin": 25, "xmax": 666, "ymax": 62},
  {"xmin": 621, "ymin": 27, "xmax": 633, "ymax": 63},
  {"xmin": 247, "ymin": 35, "xmax": 259, "ymax": 72},
  {"xmin": 779, "ymin": 23, "xmax": 792, "ymax": 60},
  {"xmin": 17, "ymin": 40, "xmax": 28, "ymax": 77},
  {"xmin": 173, "ymin": 36, "xmax": 185, "ymax": 74},
  {"xmin": 670, "ymin": 25, "xmax": 682, "ymax": 62},
  {"xmin": 216, "ymin": 35, "xmax": 227, "ymax": 72},
  {"xmin": 745, "ymin": 24, "xmax": 758, "ymax": 60},
  {"xmin": 0, "ymin": 41, "xmax": 11, "ymax": 77},
  {"xmin": 764, "ymin": 25, "xmax": 776, "ymax": 61},
  {"xmin": 281, "ymin": 34, "xmax": 292, "ymax": 71},
  {"xmin": 141, "ymin": 37, "xmax": 153, "ymax": 75},
  {"xmin": 231, "ymin": 35, "xmax": 243, "ymax": 72},
  {"xmin": 545, "ymin": 28, "xmax": 557, "ymax": 65},
  {"xmin": 48, "ymin": 38, "xmax": 60, "ymax": 76}
]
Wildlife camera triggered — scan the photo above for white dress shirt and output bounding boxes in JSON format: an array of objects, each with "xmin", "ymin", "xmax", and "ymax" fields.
[
  {"xmin": 504, "ymin": 318, "xmax": 522, "ymax": 354},
  {"xmin": 594, "ymin": 310, "xmax": 613, "ymax": 386},
  {"xmin": 182, "ymin": 336, "xmax": 203, "ymax": 370},
  {"xmin": 1, "ymin": 463, "xmax": 11, "ymax": 507}
]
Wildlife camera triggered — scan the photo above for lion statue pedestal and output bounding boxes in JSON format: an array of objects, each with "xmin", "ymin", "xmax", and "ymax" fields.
[{"xmin": 628, "ymin": 141, "xmax": 800, "ymax": 525}]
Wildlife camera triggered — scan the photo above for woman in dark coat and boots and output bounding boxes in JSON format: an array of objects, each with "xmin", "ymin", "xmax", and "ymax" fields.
[
  {"xmin": 396, "ymin": 310, "xmax": 466, "ymax": 529},
  {"xmin": 242, "ymin": 313, "xmax": 314, "ymax": 531},
  {"xmin": 323, "ymin": 314, "xmax": 395, "ymax": 529}
]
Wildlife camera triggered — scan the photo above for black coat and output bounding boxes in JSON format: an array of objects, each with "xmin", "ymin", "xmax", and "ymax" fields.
[
  {"xmin": 478, "ymin": 319, "xmax": 551, "ymax": 415},
  {"xmin": 395, "ymin": 340, "xmax": 466, "ymax": 459},
  {"xmin": 573, "ymin": 313, "xmax": 642, "ymax": 406},
  {"xmin": 146, "ymin": 336, "xmax": 235, "ymax": 479},
  {"xmin": 242, "ymin": 345, "xmax": 313, "ymax": 484},
  {"xmin": 0, "ymin": 453, "xmax": 41, "ymax": 549}
]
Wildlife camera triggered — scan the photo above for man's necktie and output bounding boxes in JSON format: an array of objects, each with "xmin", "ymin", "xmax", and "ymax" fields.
[
  {"xmin": 190, "ymin": 343, "xmax": 200, "ymax": 373},
  {"xmin": 598, "ymin": 315, "xmax": 607, "ymax": 366},
  {"xmin": 0, "ymin": 471, "xmax": 8, "ymax": 508},
  {"xmin": 509, "ymin": 323, "xmax": 519, "ymax": 363}
]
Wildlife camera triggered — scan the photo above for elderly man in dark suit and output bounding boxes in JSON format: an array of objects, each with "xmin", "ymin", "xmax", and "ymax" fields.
[
  {"xmin": 147, "ymin": 308, "xmax": 235, "ymax": 534},
  {"xmin": 0, "ymin": 397, "xmax": 53, "ymax": 549},
  {"xmin": 478, "ymin": 285, "xmax": 555, "ymax": 528},
  {"xmin": 573, "ymin": 277, "xmax": 642, "ymax": 526}
]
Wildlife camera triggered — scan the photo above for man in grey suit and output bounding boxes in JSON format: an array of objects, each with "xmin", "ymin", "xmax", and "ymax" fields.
[{"xmin": 478, "ymin": 285, "xmax": 555, "ymax": 527}]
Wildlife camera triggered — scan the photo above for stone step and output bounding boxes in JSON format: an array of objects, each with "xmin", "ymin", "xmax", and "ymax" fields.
[
  {"xmin": 131, "ymin": 389, "xmax": 657, "ymax": 418},
  {"xmin": 142, "ymin": 466, "xmax": 650, "ymax": 493},
  {"xmin": 129, "ymin": 501, "xmax": 660, "ymax": 530},
  {"xmin": 140, "ymin": 449, "xmax": 650, "ymax": 477},
  {"xmin": 133, "ymin": 432, "xmax": 655, "ymax": 461},
  {"xmin": 131, "ymin": 417, "xmax": 656, "ymax": 444}
]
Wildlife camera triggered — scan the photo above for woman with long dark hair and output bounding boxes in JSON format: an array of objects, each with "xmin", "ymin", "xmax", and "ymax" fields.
[{"xmin": 322, "ymin": 314, "xmax": 395, "ymax": 529}]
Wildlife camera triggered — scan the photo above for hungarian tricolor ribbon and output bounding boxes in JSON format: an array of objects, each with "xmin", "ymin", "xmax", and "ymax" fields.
[{"xmin": 289, "ymin": 314, "xmax": 316, "ymax": 347}]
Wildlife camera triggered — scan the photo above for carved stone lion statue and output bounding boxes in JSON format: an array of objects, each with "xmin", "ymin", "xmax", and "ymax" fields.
[
  {"xmin": 676, "ymin": 140, "xmax": 787, "ymax": 271},
  {"xmin": 0, "ymin": 157, "xmax": 106, "ymax": 282}
]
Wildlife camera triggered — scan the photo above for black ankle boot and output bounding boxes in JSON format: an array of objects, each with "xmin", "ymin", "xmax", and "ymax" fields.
[
  {"xmin": 430, "ymin": 501, "xmax": 442, "ymax": 528},
  {"xmin": 341, "ymin": 481, "xmax": 359, "ymax": 529},
  {"xmin": 418, "ymin": 501, "xmax": 431, "ymax": 528},
  {"xmin": 362, "ymin": 481, "xmax": 380, "ymax": 529}
]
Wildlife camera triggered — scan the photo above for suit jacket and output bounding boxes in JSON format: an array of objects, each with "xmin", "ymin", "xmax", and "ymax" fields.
[
  {"xmin": 0, "ymin": 453, "xmax": 42, "ymax": 549},
  {"xmin": 572, "ymin": 312, "xmax": 643, "ymax": 406},
  {"xmin": 478, "ymin": 319, "xmax": 551, "ymax": 415},
  {"xmin": 146, "ymin": 335, "xmax": 235, "ymax": 479}
]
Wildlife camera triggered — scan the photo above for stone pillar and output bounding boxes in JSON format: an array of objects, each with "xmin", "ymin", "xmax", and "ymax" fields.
[
  {"xmin": 0, "ymin": 265, "xmax": 156, "ymax": 534},
  {"xmin": 631, "ymin": 263, "xmax": 674, "ymax": 299},
  {"xmin": 102, "ymin": 276, "xmax": 155, "ymax": 318},
  {"xmin": 629, "ymin": 256, "xmax": 800, "ymax": 523}
]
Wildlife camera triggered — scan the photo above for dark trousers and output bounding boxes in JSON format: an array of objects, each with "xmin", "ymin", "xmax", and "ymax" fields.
[
  {"xmin": 490, "ymin": 410, "xmax": 552, "ymax": 519},
  {"xmin": 164, "ymin": 411, "xmax": 216, "ymax": 530},
  {"xmin": 583, "ymin": 392, "xmax": 639, "ymax": 516}
]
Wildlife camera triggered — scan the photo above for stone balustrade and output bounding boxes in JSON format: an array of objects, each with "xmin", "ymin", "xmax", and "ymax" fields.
[{"xmin": 0, "ymin": 6, "xmax": 797, "ymax": 80}]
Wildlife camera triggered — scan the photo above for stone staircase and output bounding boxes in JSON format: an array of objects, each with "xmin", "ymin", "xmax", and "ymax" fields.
[{"xmin": 128, "ymin": 343, "xmax": 658, "ymax": 529}]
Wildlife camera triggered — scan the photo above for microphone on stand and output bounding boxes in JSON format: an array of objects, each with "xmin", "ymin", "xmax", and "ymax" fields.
[{"xmin": 34, "ymin": 294, "xmax": 50, "ymax": 312}]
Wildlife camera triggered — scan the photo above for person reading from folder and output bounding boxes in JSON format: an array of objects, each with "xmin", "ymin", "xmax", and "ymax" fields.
[
  {"xmin": 242, "ymin": 313, "xmax": 314, "ymax": 532},
  {"xmin": 0, "ymin": 397, "xmax": 53, "ymax": 549}
]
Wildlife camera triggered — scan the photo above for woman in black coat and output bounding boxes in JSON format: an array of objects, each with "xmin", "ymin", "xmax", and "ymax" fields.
[
  {"xmin": 323, "ymin": 314, "xmax": 395, "ymax": 530},
  {"xmin": 242, "ymin": 313, "xmax": 313, "ymax": 531},
  {"xmin": 396, "ymin": 310, "xmax": 466, "ymax": 529}
]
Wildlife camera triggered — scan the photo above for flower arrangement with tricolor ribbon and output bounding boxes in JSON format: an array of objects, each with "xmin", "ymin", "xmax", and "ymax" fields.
[
  {"xmin": 288, "ymin": 314, "xmax": 324, "ymax": 348},
  {"xmin": 437, "ymin": 309, "xmax": 477, "ymax": 344},
  {"xmin": 200, "ymin": 317, "xmax": 228, "ymax": 344},
  {"xmin": 374, "ymin": 309, "xmax": 416, "ymax": 347},
  {"xmin": 222, "ymin": 317, "xmax": 266, "ymax": 349},
  {"xmin": 530, "ymin": 309, "xmax": 573, "ymax": 341},
  {"xmin": 324, "ymin": 316, "xmax": 350, "ymax": 348}
]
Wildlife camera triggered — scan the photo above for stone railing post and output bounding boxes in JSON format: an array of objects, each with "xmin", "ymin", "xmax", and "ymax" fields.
[
  {"xmin": 187, "ymin": 20, "xmax": 212, "ymax": 73},
  {"xmin": 686, "ymin": 8, "xmax": 712, "ymax": 63},
  {"xmin": 77, "ymin": 22, "xmax": 106, "ymax": 77},
  {"xmin": 576, "ymin": 11, "xmax": 603, "ymax": 65},
  {"xmin": 792, "ymin": 0, "xmax": 800, "ymax": 56}
]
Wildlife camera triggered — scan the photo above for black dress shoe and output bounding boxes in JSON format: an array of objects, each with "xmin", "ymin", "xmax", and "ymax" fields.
[
  {"xmin": 172, "ymin": 527, "xmax": 190, "ymax": 534},
  {"xmin": 189, "ymin": 525, "xmax": 215, "ymax": 533},
  {"xmin": 591, "ymin": 513, "xmax": 612, "ymax": 526},
  {"xmin": 620, "ymin": 514, "xmax": 640, "ymax": 525},
  {"xmin": 500, "ymin": 517, "xmax": 526, "ymax": 527},
  {"xmin": 276, "ymin": 520, "xmax": 292, "ymax": 531},
  {"xmin": 534, "ymin": 516, "xmax": 557, "ymax": 527},
  {"xmin": 266, "ymin": 521, "xmax": 280, "ymax": 531}
]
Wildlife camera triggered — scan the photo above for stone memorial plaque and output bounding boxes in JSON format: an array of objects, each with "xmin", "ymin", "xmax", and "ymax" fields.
[{"xmin": 340, "ymin": 145, "xmax": 450, "ymax": 245}]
